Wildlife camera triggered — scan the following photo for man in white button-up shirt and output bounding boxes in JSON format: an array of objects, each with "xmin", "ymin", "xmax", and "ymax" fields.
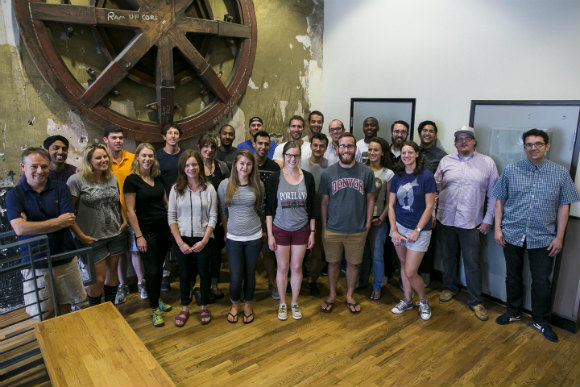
[{"xmin": 434, "ymin": 126, "xmax": 498, "ymax": 321}]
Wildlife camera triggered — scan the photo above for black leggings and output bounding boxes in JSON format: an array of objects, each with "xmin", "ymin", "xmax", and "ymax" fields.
[
  {"xmin": 173, "ymin": 237, "xmax": 212, "ymax": 306},
  {"xmin": 141, "ymin": 224, "xmax": 171, "ymax": 309}
]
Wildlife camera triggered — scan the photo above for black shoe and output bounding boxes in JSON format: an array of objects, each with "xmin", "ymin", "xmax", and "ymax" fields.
[
  {"xmin": 533, "ymin": 322, "xmax": 558, "ymax": 342},
  {"xmin": 308, "ymin": 282, "xmax": 320, "ymax": 297},
  {"xmin": 495, "ymin": 312, "xmax": 522, "ymax": 325}
]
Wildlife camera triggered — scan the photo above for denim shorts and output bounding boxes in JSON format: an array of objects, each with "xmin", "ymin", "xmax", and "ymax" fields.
[
  {"xmin": 390, "ymin": 222, "xmax": 432, "ymax": 253},
  {"xmin": 89, "ymin": 231, "xmax": 128, "ymax": 263}
]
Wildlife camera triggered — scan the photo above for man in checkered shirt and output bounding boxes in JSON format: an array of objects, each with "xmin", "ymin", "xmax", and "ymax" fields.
[{"xmin": 492, "ymin": 128, "xmax": 579, "ymax": 342}]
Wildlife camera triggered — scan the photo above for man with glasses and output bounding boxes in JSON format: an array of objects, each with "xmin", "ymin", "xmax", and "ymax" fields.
[
  {"xmin": 435, "ymin": 126, "xmax": 498, "ymax": 321},
  {"xmin": 273, "ymin": 115, "xmax": 311, "ymax": 166},
  {"xmin": 324, "ymin": 119, "xmax": 362, "ymax": 165},
  {"xmin": 492, "ymin": 129, "xmax": 579, "ymax": 342},
  {"xmin": 319, "ymin": 133, "xmax": 375, "ymax": 314},
  {"xmin": 417, "ymin": 120, "xmax": 447, "ymax": 286},
  {"xmin": 388, "ymin": 120, "xmax": 410, "ymax": 166}
]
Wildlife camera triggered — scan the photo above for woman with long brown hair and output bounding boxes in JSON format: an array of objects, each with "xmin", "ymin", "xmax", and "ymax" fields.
[
  {"xmin": 217, "ymin": 149, "xmax": 264, "ymax": 324},
  {"xmin": 168, "ymin": 149, "xmax": 217, "ymax": 327}
]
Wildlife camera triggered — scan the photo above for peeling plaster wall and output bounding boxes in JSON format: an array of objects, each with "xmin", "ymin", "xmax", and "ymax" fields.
[{"xmin": 0, "ymin": 0, "xmax": 324, "ymax": 187}]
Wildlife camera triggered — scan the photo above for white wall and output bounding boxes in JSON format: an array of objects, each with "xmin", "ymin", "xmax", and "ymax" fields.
[{"xmin": 322, "ymin": 0, "xmax": 580, "ymax": 152}]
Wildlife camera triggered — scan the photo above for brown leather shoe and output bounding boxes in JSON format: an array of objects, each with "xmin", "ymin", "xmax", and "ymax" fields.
[
  {"xmin": 472, "ymin": 304, "xmax": 489, "ymax": 321},
  {"xmin": 439, "ymin": 289, "xmax": 455, "ymax": 302}
]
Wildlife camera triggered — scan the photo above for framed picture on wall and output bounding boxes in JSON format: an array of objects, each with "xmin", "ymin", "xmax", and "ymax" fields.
[{"xmin": 349, "ymin": 98, "xmax": 416, "ymax": 142}]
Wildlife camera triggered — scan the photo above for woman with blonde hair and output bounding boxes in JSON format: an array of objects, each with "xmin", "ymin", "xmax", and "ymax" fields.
[
  {"xmin": 168, "ymin": 149, "xmax": 217, "ymax": 327},
  {"xmin": 123, "ymin": 143, "xmax": 172, "ymax": 327},
  {"xmin": 68, "ymin": 144, "xmax": 128, "ymax": 306},
  {"xmin": 217, "ymin": 149, "xmax": 264, "ymax": 324}
]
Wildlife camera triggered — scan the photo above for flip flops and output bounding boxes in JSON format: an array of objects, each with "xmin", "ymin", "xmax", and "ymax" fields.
[
  {"xmin": 345, "ymin": 301, "xmax": 361, "ymax": 314},
  {"xmin": 320, "ymin": 300, "xmax": 335, "ymax": 313}
]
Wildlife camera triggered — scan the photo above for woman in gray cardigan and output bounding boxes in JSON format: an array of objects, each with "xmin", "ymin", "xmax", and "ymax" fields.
[{"xmin": 168, "ymin": 150, "xmax": 218, "ymax": 327}]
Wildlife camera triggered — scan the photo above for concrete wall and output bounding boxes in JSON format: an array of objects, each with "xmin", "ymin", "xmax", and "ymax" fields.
[{"xmin": 0, "ymin": 0, "xmax": 324, "ymax": 187}]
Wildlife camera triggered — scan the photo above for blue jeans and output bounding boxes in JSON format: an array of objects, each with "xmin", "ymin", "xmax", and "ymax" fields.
[
  {"xmin": 438, "ymin": 223, "xmax": 483, "ymax": 307},
  {"xmin": 226, "ymin": 238, "xmax": 262, "ymax": 303},
  {"xmin": 503, "ymin": 242, "xmax": 554, "ymax": 324},
  {"xmin": 369, "ymin": 222, "xmax": 387, "ymax": 290}
]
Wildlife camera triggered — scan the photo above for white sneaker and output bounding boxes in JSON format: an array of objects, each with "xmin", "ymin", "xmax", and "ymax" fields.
[
  {"xmin": 278, "ymin": 304, "xmax": 288, "ymax": 321},
  {"xmin": 291, "ymin": 304, "xmax": 302, "ymax": 320},
  {"xmin": 115, "ymin": 284, "xmax": 129, "ymax": 304},
  {"xmin": 391, "ymin": 299, "xmax": 414, "ymax": 314},
  {"xmin": 138, "ymin": 281, "xmax": 148, "ymax": 300},
  {"xmin": 419, "ymin": 299, "xmax": 431, "ymax": 320}
]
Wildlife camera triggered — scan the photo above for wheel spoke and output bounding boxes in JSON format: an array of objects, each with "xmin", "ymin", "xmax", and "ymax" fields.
[
  {"xmin": 171, "ymin": 30, "xmax": 230, "ymax": 103},
  {"xmin": 178, "ymin": 18, "xmax": 251, "ymax": 39},
  {"xmin": 81, "ymin": 32, "xmax": 154, "ymax": 107},
  {"xmin": 156, "ymin": 36, "xmax": 175, "ymax": 126}
]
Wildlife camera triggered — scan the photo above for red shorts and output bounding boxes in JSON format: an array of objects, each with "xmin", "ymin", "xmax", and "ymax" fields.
[{"xmin": 272, "ymin": 223, "xmax": 310, "ymax": 246}]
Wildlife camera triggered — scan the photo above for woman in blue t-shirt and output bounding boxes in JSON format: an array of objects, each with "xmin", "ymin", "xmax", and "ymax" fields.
[{"xmin": 387, "ymin": 141, "xmax": 435, "ymax": 321}]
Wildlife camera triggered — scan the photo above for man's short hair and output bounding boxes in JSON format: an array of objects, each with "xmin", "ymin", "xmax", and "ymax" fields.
[
  {"xmin": 43, "ymin": 135, "xmax": 69, "ymax": 150},
  {"xmin": 288, "ymin": 115, "xmax": 305, "ymax": 127},
  {"xmin": 103, "ymin": 125, "xmax": 124, "ymax": 138},
  {"xmin": 417, "ymin": 120, "xmax": 438, "ymax": 134},
  {"xmin": 391, "ymin": 120, "xmax": 410, "ymax": 132},
  {"xmin": 330, "ymin": 119, "xmax": 345, "ymax": 130},
  {"xmin": 338, "ymin": 132, "xmax": 355, "ymax": 142},
  {"xmin": 308, "ymin": 110, "xmax": 324, "ymax": 123},
  {"xmin": 522, "ymin": 128, "xmax": 549, "ymax": 145},
  {"xmin": 219, "ymin": 124, "xmax": 235, "ymax": 134},
  {"xmin": 21, "ymin": 147, "xmax": 50, "ymax": 163},
  {"xmin": 162, "ymin": 124, "xmax": 182, "ymax": 136},
  {"xmin": 253, "ymin": 130, "xmax": 270, "ymax": 142},
  {"xmin": 311, "ymin": 132, "xmax": 329, "ymax": 146},
  {"xmin": 364, "ymin": 117, "xmax": 379, "ymax": 127}
]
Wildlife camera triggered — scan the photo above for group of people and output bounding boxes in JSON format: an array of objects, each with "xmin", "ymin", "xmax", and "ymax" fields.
[{"xmin": 6, "ymin": 112, "xmax": 578, "ymax": 343}]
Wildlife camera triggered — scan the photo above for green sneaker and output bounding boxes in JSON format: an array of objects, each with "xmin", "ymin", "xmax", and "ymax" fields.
[
  {"xmin": 158, "ymin": 299, "xmax": 172, "ymax": 312},
  {"xmin": 152, "ymin": 309, "xmax": 164, "ymax": 327}
]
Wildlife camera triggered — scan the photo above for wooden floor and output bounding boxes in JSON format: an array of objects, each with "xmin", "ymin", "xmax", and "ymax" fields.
[{"xmin": 115, "ymin": 264, "xmax": 580, "ymax": 387}]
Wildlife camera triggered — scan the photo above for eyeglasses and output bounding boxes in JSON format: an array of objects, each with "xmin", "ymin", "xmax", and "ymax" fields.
[
  {"xmin": 421, "ymin": 129, "xmax": 436, "ymax": 134},
  {"xmin": 524, "ymin": 142, "xmax": 545, "ymax": 149},
  {"xmin": 455, "ymin": 137, "xmax": 474, "ymax": 143},
  {"xmin": 329, "ymin": 127, "xmax": 343, "ymax": 132},
  {"xmin": 284, "ymin": 153, "xmax": 300, "ymax": 159},
  {"xmin": 338, "ymin": 144, "xmax": 355, "ymax": 150},
  {"xmin": 393, "ymin": 130, "xmax": 408, "ymax": 135}
]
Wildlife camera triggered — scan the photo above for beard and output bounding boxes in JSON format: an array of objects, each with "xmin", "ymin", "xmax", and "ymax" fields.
[{"xmin": 339, "ymin": 151, "xmax": 354, "ymax": 164}]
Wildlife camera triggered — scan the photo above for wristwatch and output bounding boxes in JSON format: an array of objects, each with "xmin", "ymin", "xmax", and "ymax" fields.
[{"xmin": 415, "ymin": 227, "xmax": 422, "ymax": 232}]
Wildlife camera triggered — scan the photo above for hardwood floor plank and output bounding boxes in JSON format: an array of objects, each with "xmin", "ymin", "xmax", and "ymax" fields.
[{"xmin": 110, "ymin": 266, "xmax": 579, "ymax": 387}]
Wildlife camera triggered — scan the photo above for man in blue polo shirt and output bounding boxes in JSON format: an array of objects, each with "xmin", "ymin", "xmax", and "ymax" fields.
[
  {"xmin": 492, "ymin": 128, "xmax": 579, "ymax": 342},
  {"xmin": 237, "ymin": 116, "xmax": 277, "ymax": 159},
  {"xmin": 7, "ymin": 147, "xmax": 86, "ymax": 319}
]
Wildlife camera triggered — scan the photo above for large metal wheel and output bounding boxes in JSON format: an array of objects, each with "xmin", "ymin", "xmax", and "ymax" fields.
[{"xmin": 15, "ymin": 0, "xmax": 257, "ymax": 142}]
